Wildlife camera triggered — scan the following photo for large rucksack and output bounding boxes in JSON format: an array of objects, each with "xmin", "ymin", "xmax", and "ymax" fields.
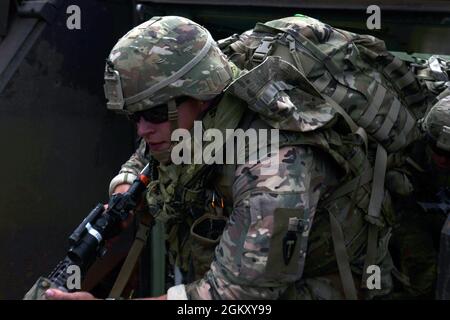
[
  {"xmin": 219, "ymin": 15, "xmax": 427, "ymax": 151},
  {"xmin": 219, "ymin": 15, "xmax": 429, "ymax": 299}
]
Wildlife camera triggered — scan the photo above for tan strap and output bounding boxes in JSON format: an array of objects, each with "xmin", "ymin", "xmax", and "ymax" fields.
[
  {"xmin": 358, "ymin": 83, "xmax": 386, "ymax": 127},
  {"xmin": 322, "ymin": 95, "xmax": 369, "ymax": 153},
  {"xmin": 329, "ymin": 210, "xmax": 358, "ymax": 300},
  {"xmin": 372, "ymin": 98, "xmax": 401, "ymax": 142},
  {"xmin": 389, "ymin": 110, "xmax": 416, "ymax": 151},
  {"xmin": 330, "ymin": 85, "xmax": 347, "ymax": 104},
  {"xmin": 368, "ymin": 144, "xmax": 387, "ymax": 220},
  {"xmin": 362, "ymin": 144, "xmax": 387, "ymax": 288},
  {"xmin": 384, "ymin": 57, "xmax": 403, "ymax": 76},
  {"xmin": 356, "ymin": 127, "xmax": 369, "ymax": 155},
  {"xmin": 109, "ymin": 221, "xmax": 152, "ymax": 298},
  {"xmin": 313, "ymin": 73, "xmax": 332, "ymax": 92},
  {"xmin": 286, "ymin": 34, "xmax": 306, "ymax": 75},
  {"xmin": 395, "ymin": 71, "xmax": 416, "ymax": 90},
  {"xmin": 323, "ymin": 95, "xmax": 358, "ymax": 132},
  {"xmin": 322, "ymin": 168, "xmax": 373, "ymax": 205}
]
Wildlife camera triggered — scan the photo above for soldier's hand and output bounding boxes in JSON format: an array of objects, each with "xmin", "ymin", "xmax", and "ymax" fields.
[
  {"xmin": 113, "ymin": 183, "xmax": 131, "ymax": 194},
  {"xmin": 45, "ymin": 289, "xmax": 98, "ymax": 300}
]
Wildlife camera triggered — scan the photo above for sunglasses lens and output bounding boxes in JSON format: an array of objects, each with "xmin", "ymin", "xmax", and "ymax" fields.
[
  {"xmin": 128, "ymin": 97, "xmax": 189, "ymax": 124},
  {"xmin": 144, "ymin": 104, "xmax": 168, "ymax": 123},
  {"xmin": 129, "ymin": 104, "xmax": 168, "ymax": 124}
]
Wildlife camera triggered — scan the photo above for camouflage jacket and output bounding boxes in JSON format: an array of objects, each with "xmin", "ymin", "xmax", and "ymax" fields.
[
  {"xmin": 112, "ymin": 99, "xmax": 395, "ymax": 300},
  {"xmin": 114, "ymin": 128, "xmax": 347, "ymax": 299}
]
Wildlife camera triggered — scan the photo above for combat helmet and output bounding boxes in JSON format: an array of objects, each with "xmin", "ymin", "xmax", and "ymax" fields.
[
  {"xmin": 103, "ymin": 15, "xmax": 233, "ymax": 122},
  {"xmin": 421, "ymin": 94, "xmax": 450, "ymax": 152}
]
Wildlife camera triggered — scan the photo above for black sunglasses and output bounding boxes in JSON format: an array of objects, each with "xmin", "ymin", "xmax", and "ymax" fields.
[{"xmin": 128, "ymin": 96, "xmax": 190, "ymax": 124}]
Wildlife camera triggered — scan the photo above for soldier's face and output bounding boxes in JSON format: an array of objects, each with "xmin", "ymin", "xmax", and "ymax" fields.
[{"xmin": 136, "ymin": 98, "xmax": 205, "ymax": 152}]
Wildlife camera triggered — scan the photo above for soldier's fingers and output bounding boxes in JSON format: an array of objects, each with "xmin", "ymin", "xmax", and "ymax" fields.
[{"xmin": 45, "ymin": 289, "xmax": 96, "ymax": 300}]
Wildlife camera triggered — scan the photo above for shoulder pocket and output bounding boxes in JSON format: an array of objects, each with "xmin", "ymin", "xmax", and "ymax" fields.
[{"xmin": 266, "ymin": 208, "xmax": 310, "ymax": 281}]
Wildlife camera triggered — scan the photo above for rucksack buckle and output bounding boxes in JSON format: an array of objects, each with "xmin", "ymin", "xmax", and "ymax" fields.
[{"xmin": 252, "ymin": 36, "xmax": 275, "ymax": 64}]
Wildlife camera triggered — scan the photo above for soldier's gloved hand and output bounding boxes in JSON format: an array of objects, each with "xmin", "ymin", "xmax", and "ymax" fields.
[
  {"xmin": 104, "ymin": 183, "xmax": 134, "ymax": 248},
  {"xmin": 110, "ymin": 183, "xmax": 134, "ymax": 229},
  {"xmin": 45, "ymin": 289, "xmax": 97, "ymax": 300}
]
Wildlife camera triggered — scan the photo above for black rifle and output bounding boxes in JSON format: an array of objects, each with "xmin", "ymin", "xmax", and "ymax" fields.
[{"xmin": 23, "ymin": 164, "xmax": 152, "ymax": 300}]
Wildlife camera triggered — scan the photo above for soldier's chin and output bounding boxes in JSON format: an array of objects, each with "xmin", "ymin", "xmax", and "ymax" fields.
[
  {"xmin": 150, "ymin": 146, "xmax": 172, "ymax": 164},
  {"xmin": 149, "ymin": 142, "xmax": 170, "ymax": 152}
]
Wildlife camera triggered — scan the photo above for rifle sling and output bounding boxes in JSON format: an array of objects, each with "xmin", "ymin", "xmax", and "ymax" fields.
[{"xmin": 109, "ymin": 215, "xmax": 152, "ymax": 298}]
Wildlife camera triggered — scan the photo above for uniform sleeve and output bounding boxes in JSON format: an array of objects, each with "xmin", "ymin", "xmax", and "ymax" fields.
[
  {"xmin": 108, "ymin": 139, "xmax": 149, "ymax": 195},
  {"xmin": 183, "ymin": 145, "xmax": 334, "ymax": 299}
]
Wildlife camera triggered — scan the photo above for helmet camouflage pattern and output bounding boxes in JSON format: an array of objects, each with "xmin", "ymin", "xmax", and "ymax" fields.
[
  {"xmin": 422, "ymin": 94, "xmax": 450, "ymax": 151},
  {"xmin": 104, "ymin": 16, "xmax": 233, "ymax": 113}
]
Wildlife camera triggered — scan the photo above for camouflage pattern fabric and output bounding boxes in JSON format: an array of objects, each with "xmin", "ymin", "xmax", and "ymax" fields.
[
  {"xmin": 221, "ymin": 15, "xmax": 426, "ymax": 152},
  {"xmin": 183, "ymin": 145, "xmax": 340, "ymax": 299},
  {"xmin": 118, "ymin": 139, "xmax": 149, "ymax": 177},
  {"xmin": 421, "ymin": 93, "xmax": 450, "ymax": 151},
  {"xmin": 106, "ymin": 16, "xmax": 233, "ymax": 113},
  {"xmin": 412, "ymin": 55, "xmax": 450, "ymax": 105},
  {"xmin": 227, "ymin": 56, "xmax": 337, "ymax": 132},
  {"xmin": 107, "ymin": 15, "xmax": 406, "ymax": 300},
  {"xmin": 114, "ymin": 106, "xmax": 392, "ymax": 299}
]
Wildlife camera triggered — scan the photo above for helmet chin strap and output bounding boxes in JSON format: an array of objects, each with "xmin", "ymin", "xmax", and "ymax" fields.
[
  {"xmin": 151, "ymin": 99, "xmax": 178, "ymax": 165},
  {"xmin": 167, "ymin": 99, "xmax": 179, "ymax": 133}
]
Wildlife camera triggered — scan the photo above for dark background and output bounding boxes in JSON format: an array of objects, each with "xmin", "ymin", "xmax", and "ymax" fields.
[{"xmin": 0, "ymin": 0, "xmax": 450, "ymax": 299}]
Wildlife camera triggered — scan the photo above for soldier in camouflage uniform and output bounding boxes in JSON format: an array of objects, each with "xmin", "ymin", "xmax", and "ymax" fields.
[
  {"xmin": 388, "ymin": 91, "xmax": 450, "ymax": 299},
  {"xmin": 46, "ymin": 15, "xmax": 403, "ymax": 300}
]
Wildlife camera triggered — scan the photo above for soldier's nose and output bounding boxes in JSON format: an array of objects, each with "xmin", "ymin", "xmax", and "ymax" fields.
[{"xmin": 136, "ymin": 118, "xmax": 157, "ymax": 136}]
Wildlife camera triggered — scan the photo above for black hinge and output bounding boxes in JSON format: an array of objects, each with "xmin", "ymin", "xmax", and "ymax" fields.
[{"xmin": 0, "ymin": 0, "xmax": 11, "ymax": 36}]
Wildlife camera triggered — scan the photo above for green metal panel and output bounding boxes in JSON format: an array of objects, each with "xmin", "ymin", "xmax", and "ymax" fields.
[
  {"xmin": 135, "ymin": 2, "xmax": 450, "ymax": 54},
  {"xmin": 150, "ymin": 221, "xmax": 166, "ymax": 296}
]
